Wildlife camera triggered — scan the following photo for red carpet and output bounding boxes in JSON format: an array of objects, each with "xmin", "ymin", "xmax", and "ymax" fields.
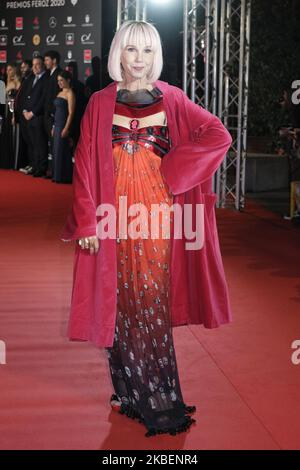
[{"xmin": 1, "ymin": 169, "xmax": 300, "ymax": 450}]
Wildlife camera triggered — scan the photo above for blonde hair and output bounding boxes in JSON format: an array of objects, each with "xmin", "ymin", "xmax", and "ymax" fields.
[{"xmin": 108, "ymin": 20, "xmax": 163, "ymax": 83}]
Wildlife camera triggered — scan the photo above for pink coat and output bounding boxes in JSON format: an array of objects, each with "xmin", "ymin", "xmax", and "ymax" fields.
[{"xmin": 60, "ymin": 79, "xmax": 233, "ymax": 348}]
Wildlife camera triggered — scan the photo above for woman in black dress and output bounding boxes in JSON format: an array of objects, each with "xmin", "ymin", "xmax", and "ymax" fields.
[
  {"xmin": 52, "ymin": 70, "xmax": 75, "ymax": 183},
  {"xmin": 0, "ymin": 63, "xmax": 21, "ymax": 169}
]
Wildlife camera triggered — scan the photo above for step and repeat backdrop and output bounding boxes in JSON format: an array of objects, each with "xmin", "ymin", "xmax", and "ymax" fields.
[{"xmin": 0, "ymin": 0, "xmax": 101, "ymax": 81}]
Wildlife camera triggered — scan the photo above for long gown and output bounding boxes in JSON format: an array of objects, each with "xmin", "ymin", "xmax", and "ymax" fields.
[
  {"xmin": 0, "ymin": 88, "xmax": 17, "ymax": 169},
  {"xmin": 52, "ymin": 97, "xmax": 73, "ymax": 183},
  {"xmin": 105, "ymin": 86, "xmax": 196, "ymax": 437}
]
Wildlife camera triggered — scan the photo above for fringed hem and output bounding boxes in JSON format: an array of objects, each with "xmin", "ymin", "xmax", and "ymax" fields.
[
  {"xmin": 114, "ymin": 397, "xmax": 196, "ymax": 438},
  {"xmin": 144, "ymin": 414, "xmax": 196, "ymax": 438}
]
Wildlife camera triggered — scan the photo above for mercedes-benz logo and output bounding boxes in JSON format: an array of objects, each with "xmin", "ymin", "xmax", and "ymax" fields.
[{"xmin": 49, "ymin": 17, "xmax": 57, "ymax": 28}]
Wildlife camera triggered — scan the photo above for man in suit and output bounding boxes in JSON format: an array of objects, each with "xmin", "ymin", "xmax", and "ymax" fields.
[
  {"xmin": 23, "ymin": 56, "xmax": 48, "ymax": 177},
  {"xmin": 43, "ymin": 50, "xmax": 61, "ymax": 179}
]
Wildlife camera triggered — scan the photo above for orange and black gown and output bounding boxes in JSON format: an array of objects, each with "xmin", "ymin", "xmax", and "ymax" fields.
[{"xmin": 105, "ymin": 86, "xmax": 196, "ymax": 437}]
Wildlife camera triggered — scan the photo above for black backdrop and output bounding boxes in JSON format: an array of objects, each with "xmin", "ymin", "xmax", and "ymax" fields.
[{"xmin": 0, "ymin": 0, "xmax": 102, "ymax": 82}]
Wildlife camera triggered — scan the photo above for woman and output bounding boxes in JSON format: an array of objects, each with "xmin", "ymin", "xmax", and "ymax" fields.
[
  {"xmin": 0, "ymin": 63, "xmax": 21, "ymax": 169},
  {"xmin": 52, "ymin": 70, "xmax": 75, "ymax": 183},
  {"xmin": 61, "ymin": 21, "xmax": 233, "ymax": 438}
]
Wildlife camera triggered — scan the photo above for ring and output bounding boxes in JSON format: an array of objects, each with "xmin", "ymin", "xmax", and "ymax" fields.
[{"xmin": 79, "ymin": 238, "xmax": 89, "ymax": 248}]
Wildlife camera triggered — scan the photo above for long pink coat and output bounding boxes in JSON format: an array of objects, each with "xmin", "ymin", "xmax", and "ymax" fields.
[{"xmin": 60, "ymin": 79, "xmax": 233, "ymax": 348}]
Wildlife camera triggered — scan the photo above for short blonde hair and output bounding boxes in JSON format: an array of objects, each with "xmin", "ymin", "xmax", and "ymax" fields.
[{"xmin": 108, "ymin": 20, "xmax": 163, "ymax": 83}]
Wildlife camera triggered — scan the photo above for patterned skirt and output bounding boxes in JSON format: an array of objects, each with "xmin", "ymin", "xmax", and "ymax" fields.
[{"xmin": 105, "ymin": 141, "xmax": 196, "ymax": 437}]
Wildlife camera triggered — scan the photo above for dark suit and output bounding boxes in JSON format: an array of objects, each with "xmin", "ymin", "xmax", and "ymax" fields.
[
  {"xmin": 24, "ymin": 72, "xmax": 48, "ymax": 173},
  {"xmin": 43, "ymin": 67, "xmax": 61, "ymax": 176}
]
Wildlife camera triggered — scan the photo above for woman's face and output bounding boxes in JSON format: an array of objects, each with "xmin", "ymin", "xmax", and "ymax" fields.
[
  {"xmin": 58, "ymin": 76, "xmax": 69, "ymax": 90},
  {"xmin": 6, "ymin": 65, "xmax": 15, "ymax": 79},
  {"xmin": 120, "ymin": 39, "xmax": 154, "ymax": 82}
]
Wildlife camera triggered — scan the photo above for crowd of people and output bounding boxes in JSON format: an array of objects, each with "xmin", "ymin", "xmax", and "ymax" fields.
[{"xmin": 0, "ymin": 51, "xmax": 101, "ymax": 183}]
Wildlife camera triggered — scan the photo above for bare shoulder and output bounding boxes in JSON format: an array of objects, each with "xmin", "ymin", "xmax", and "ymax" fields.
[{"xmin": 67, "ymin": 88, "xmax": 75, "ymax": 99}]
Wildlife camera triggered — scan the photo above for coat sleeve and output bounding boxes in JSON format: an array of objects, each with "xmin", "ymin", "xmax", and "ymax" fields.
[
  {"xmin": 60, "ymin": 94, "xmax": 97, "ymax": 242},
  {"xmin": 160, "ymin": 90, "xmax": 232, "ymax": 195},
  {"xmin": 31, "ymin": 89, "xmax": 45, "ymax": 117}
]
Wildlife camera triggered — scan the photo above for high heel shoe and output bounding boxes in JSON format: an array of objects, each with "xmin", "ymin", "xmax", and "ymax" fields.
[
  {"xmin": 110, "ymin": 394, "xmax": 144, "ymax": 421},
  {"xmin": 110, "ymin": 394, "xmax": 122, "ymax": 412}
]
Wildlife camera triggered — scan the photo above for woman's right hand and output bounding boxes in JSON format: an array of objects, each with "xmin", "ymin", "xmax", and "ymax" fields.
[{"xmin": 77, "ymin": 236, "xmax": 99, "ymax": 255}]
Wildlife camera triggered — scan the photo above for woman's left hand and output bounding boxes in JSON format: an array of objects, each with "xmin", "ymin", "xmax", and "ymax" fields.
[{"xmin": 61, "ymin": 128, "xmax": 69, "ymax": 138}]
